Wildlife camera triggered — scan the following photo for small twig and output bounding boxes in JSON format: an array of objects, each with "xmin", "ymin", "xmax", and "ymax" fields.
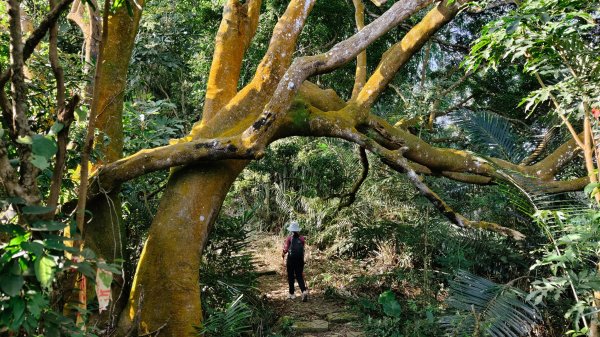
[
  {"xmin": 337, "ymin": 146, "xmax": 369, "ymax": 211},
  {"xmin": 49, "ymin": 0, "xmax": 66, "ymax": 111},
  {"xmin": 46, "ymin": 95, "xmax": 80, "ymax": 215},
  {"xmin": 138, "ymin": 322, "xmax": 169, "ymax": 337}
]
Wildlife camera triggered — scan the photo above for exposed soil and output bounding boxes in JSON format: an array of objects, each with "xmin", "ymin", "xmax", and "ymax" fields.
[{"xmin": 251, "ymin": 235, "xmax": 365, "ymax": 337}]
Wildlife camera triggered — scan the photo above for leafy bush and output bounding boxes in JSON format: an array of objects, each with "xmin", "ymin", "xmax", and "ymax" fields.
[
  {"xmin": 199, "ymin": 211, "xmax": 275, "ymax": 336},
  {"xmin": 0, "ymin": 208, "xmax": 119, "ymax": 336},
  {"xmin": 197, "ymin": 295, "xmax": 252, "ymax": 337},
  {"xmin": 528, "ymin": 207, "xmax": 600, "ymax": 334}
]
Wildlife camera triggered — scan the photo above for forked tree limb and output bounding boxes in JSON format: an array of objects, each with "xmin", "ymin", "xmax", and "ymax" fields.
[
  {"xmin": 351, "ymin": 0, "xmax": 367, "ymax": 100},
  {"xmin": 242, "ymin": 0, "xmax": 434, "ymax": 145},
  {"xmin": 335, "ymin": 146, "xmax": 369, "ymax": 211},
  {"xmin": 75, "ymin": 0, "xmax": 112, "ymax": 232},
  {"xmin": 307, "ymin": 112, "xmax": 525, "ymax": 240},
  {"xmin": 192, "ymin": 0, "xmax": 316, "ymax": 138},
  {"xmin": 203, "ymin": 0, "xmax": 263, "ymax": 120},
  {"xmin": 0, "ymin": 139, "xmax": 38, "ymax": 204},
  {"xmin": 355, "ymin": 0, "xmax": 462, "ymax": 108},
  {"xmin": 91, "ymin": 86, "xmax": 588, "ymax": 198}
]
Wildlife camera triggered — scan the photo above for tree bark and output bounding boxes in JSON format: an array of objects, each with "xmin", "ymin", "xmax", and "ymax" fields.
[
  {"xmin": 117, "ymin": 161, "xmax": 245, "ymax": 336},
  {"xmin": 70, "ymin": 0, "xmax": 144, "ymax": 328},
  {"xmin": 117, "ymin": 1, "xmax": 316, "ymax": 334}
]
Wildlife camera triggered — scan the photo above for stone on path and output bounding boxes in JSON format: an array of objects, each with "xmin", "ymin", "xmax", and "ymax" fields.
[
  {"xmin": 292, "ymin": 319, "xmax": 329, "ymax": 332},
  {"xmin": 303, "ymin": 333, "xmax": 363, "ymax": 337},
  {"xmin": 326, "ymin": 311, "xmax": 360, "ymax": 323}
]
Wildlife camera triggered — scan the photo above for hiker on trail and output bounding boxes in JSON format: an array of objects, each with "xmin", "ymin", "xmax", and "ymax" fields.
[{"xmin": 282, "ymin": 221, "xmax": 308, "ymax": 302}]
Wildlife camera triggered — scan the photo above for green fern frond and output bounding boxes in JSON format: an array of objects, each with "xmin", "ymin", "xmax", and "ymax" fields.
[
  {"xmin": 440, "ymin": 270, "xmax": 541, "ymax": 337},
  {"xmin": 455, "ymin": 111, "xmax": 528, "ymax": 162},
  {"xmin": 197, "ymin": 294, "xmax": 252, "ymax": 337}
]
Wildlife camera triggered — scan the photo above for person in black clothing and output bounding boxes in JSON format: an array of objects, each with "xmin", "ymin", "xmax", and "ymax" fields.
[{"xmin": 282, "ymin": 221, "xmax": 308, "ymax": 301}]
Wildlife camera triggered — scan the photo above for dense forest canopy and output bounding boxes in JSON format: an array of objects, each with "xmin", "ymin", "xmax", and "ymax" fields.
[{"xmin": 0, "ymin": 0, "xmax": 599, "ymax": 336}]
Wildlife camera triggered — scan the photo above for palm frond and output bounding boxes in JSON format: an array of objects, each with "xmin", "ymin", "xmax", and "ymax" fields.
[
  {"xmin": 455, "ymin": 110, "xmax": 528, "ymax": 162},
  {"xmin": 440, "ymin": 270, "xmax": 541, "ymax": 337},
  {"xmin": 197, "ymin": 294, "xmax": 252, "ymax": 337},
  {"xmin": 498, "ymin": 172, "xmax": 588, "ymax": 230}
]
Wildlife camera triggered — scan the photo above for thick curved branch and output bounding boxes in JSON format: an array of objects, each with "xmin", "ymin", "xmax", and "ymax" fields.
[
  {"xmin": 203, "ymin": 0, "xmax": 262, "ymax": 120},
  {"xmin": 351, "ymin": 0, "xmax": 367, "ymax": 100},
  {"xmin": 355, "ymin": 0, "xmax": 462, "ymax": 108},
  {"xmin": 242, "ymin": 0, "xmax": 433, "ymax": 145},
  {"xmin": 528, "ymin": 132, "xmax": 582, "ymax": 179},
  {"xmin": 89, "ymin": 137, "xmax": 262, "ymax": 196},
  {"xmin": 305, "ymin": 113, "xmax": 524, "ymax": 240},
  {"xmin": 193, "ymin": 0, "xmax": 316, "ymax": 138},
  {"xmin": 93, "ymin": 93, "xmax": 588, "ymax": 198}
]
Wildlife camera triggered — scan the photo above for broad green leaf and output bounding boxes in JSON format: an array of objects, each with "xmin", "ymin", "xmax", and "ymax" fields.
[
  {"xmin": 9, "ymin": 297, "xmax": 25, "ymax": 330},
  {"xmin": 31, "ymin": 135, "xmax": 57, "ymax": 159},
  {"xmin": 21, "ymin": 241, "xmax": 44, "ymax": 257},
  {"xmin": 22, "ymin": 205, "xmax": 54, "ymax": 215},
  {"xmin": 97, "ymin": 261, "xmax": 123, "ymax": 274},
  {"xmin": 49, "ymin": 122, "xmax": 64, "ymax": 135},
  {"xmin": 29, "ymin": 155, "xmax": 49, "ymax": 170},
  {"xmin": 378, "ymin": 290, "xmax": 401, "ymax": 318},
  {"xmin": 0, "ymin": 274, "xmax": 24, "ymax": 296},
  {"xmin": 26, "ymin": 292, "xmax": 47, "ymax": 319},
  {"xmin": 35, "ymin": 255, "xmax": 56, "ymax": 289},
  {"xmin": 584, "ymin": 182, "xmax": 600, "ymax": 197}
]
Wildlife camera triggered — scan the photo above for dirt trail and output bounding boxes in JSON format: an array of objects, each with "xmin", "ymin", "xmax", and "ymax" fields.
[{"xmin": 251, "ymin": 235, "xmax": 364, "ymax": 337}]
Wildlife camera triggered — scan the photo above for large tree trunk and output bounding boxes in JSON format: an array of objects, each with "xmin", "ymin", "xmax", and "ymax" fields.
[
  {"xmin": 115, "ymin": 0, "xmax": 318, "ymax": 334},
  {"xmin": 75, "ymin": 0, "xmax": 144, "ymax": 328},
  {"xmin": 117, "ymin": 161, "xmax": 246, "ymax": 336}
]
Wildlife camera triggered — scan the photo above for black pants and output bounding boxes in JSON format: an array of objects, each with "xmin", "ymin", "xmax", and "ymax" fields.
[{"xmin": 286, "ymin": 257, "xmax": 306, "ymax": 294}]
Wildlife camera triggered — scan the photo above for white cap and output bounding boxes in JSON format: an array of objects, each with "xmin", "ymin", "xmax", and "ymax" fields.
[{"xmin": 287, "ymin": 221, "xmax": 301, "ymax": 232}]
